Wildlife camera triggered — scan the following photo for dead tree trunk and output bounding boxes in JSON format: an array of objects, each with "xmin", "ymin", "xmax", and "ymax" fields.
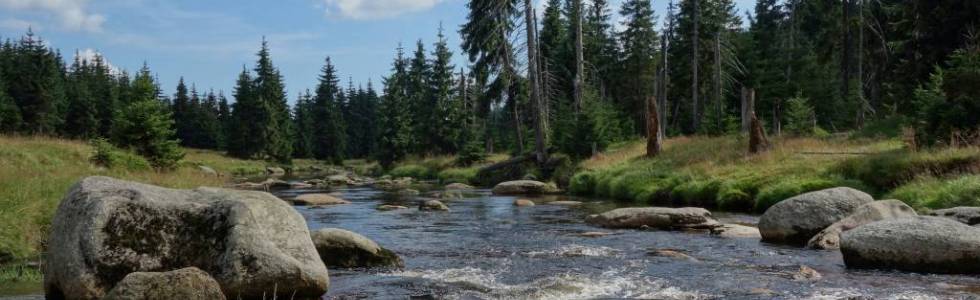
[
  {"xmin": 647, "ymin": 96, "xmax": 662, "ymax": 157},
  {"xmin": 525, "ymin": 0, "xmax": 546, "ymax": 163},
  {"xmin": 573, "ymin": 0, "xmax": 585, "ymax": 112},
  {"xmin": 691, "ymin": 0, "xmax": 700, "ymax": 132},
  {"xmin": 749, "ymin": 112, "xmax": 771, "ymax": 154},
  {"xmin": 659, "ymin": 34, "xmax": 669, "ymax": 142},
  {"xmin": 741, "ymin": 87, "xmax": 755, "ymax": 133},
  {"xmin": 714, "ymin": 31, "xmax": 722, "ymax": 131}
]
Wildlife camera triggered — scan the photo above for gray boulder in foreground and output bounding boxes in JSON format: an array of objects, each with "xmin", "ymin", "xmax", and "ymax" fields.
[
  {"xmin": 841, "ymin": 216, "xmax": 980, "ymax": 274},
  {"xmin": 807, "ymin": 200, "xmax": 917, "ymax": 250},
  {"xmin": 311, "ymin": 228, "xmax": 403, "ymax": 269},
  {"xmin": 102, "ymin": 267, "xmax": 225, "ymax": 300},
  {"xmin": 44, "ymin": 176, "xmax": 329, "ymax": 300},
  {"xmin": 585, "ymin": 207, "xmax": 719, "ymax": 230},
  {"xmin": 928, "ymin": 207, "xmax": 980, "ymax": 226},
  {"xmin": 758, "ymin": 187, "xmax": 874, "ymax": 246},
  {"xmin": 491, "ymin": 180, "xmax": 560, "ymax": 195}
]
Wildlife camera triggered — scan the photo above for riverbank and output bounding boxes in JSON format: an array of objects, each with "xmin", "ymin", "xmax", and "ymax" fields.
[
  {"xmin": 0, "ymin": 135, "xmax": 329, "ymax": 268},
  {"xmin": 569, "ymin": 135, "xmax": 980, "ymax": 212}
]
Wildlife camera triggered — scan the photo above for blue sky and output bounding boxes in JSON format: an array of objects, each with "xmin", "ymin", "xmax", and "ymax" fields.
[{"xmin": 0, "ymin": 0, "xmax": 754, "ymax": 102}]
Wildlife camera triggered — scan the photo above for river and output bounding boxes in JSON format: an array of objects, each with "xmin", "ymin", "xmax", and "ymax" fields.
[{"xmin": 4, "ymin": 182, "xmax": 980, "ymax": 299}]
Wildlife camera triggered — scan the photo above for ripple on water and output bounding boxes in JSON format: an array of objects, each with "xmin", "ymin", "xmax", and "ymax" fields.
[
  {"xmin": 386, "ymin": 266, "xmax": 712, "ymax": 300},
  {"xmin": 524, "ymin": 244, "xmax": 622, "ymax": 258}
]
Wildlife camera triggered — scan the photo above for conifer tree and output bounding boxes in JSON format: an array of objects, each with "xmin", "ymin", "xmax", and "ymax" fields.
[
  {"xmin": 0, "ymin": 72, "xmax": 19, "ymax": 132},
  {"xmin": 407, "ymin": 41, "xmax": 432, "ymax": 154},
  {"xmin": 64, "ymin": 55, "xmax": 100, "ymax": 139},
  {"xmin": 292, "ymin": 90, "xmax": 315, "ymax": 158},
  {"xmin": 253, "ymin": 40, "xmax": 293, "ymax": 164},
  {"xmin": 227, "ymin": 67, "xmax": 264, "ymax": 158},
  {"xmin": 618, "ymin": 0, "xmax": 659, "ymax": 131},
  {"xmin": 5, "ymin": 30, "xmax": 65, "ymax": 134},
  {"xmin": 113, "ymin": 63, "xmax": 183, "ymax": 169},
  {"xmin": 172, "ymin": 78, "xmax": 192, "ymax": 145},
  {"xmin": 430, "ymin": 27, "xmax": 461, "ymax": 154},
  {"xmin": 377, "ymin": 47, "xmax": 413, "ymax": 168},
  {"xmin": 216, "ymin": 91, "xmax": 231, "ymax": 149},
  {"xmin": 312, "ymin": 57, "xmax": 346, "ymax": 164}
]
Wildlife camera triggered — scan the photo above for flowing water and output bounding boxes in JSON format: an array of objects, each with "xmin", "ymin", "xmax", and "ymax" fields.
[
  {"xmin": 285, "ymin": 185, "xmax": 980, "ymax": 300},
  {"xmin": 5, "ymin": 183, "xmax": 980, "ymax": 299}
]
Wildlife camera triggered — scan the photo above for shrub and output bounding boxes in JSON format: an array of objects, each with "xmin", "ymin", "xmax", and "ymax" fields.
[
  {"xmin": 784, "ymin": 94, "xmax": 818, "ymax": 137},
  {"xmin": 569, "ymin": 171, "xmax": 596, "ymax": 195},
  {"xmin": 389, "ymin": 164, "xmax": 434, "ymax": 179},
  {"xmin": 89, "ymin": 138, "xmax": 151, "ymax": 171},
  {"xmin": 113, "ymin": 99, "xmax": 184, "ymax": 170}
]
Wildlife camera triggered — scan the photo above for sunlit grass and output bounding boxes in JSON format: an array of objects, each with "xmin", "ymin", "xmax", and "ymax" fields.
[{"xmin": 388, "ymin": 153, "xmax": 511, "ymax": 184}]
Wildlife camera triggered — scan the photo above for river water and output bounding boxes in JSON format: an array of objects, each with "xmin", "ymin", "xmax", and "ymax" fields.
[
  {"xmin": 5, "ymin": 183, "xmax": 980, "ymax": 299},
  {"xmin": 285, "ymin": 185, "xmax": 980, "ymax": 300}
]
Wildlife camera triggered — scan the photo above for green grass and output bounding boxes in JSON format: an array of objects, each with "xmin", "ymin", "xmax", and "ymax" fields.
[
  {"xmin": 887, "ymin": 175, "xmax": 980, "ymax": 210},
  {"xmin": 836, "ymin": 147, "xmax": 980, "ymax": 193},
  {"xmin": 570, "ymin": 135, "xmax": 917, "ymax": 212},
  {"xmin": 0, "ymin": 135, "xmax": 324, "ymax": 266},
  {"xmin": 386, "ymin": 154, "xmax": 510, "ymax": 184}
]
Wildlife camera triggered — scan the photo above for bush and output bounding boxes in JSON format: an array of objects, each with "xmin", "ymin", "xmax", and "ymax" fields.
[
  {"xmin": 389, "ymin": 164, "xmax": 434, "ymax": 179},
  {"xmin": 784, "ymin": 95, "xmax": 818, "ymax": 137},
  {"xmin": 89, "ymin": 138, "xmax": 151, "ymax": 171},
  {"xmin": 569, "ymin": 171, "xmax": 596, "ymax": 195},
  {"xmin": 113, "ymin": 100, "xmax": 184, "ymax": 170},
  {"xmin": 888, "ymin": 175, "xmax": 980, "ymax": 210},
  {"xmin": 437, "ymin": 167, "xmax": 478, "ymax": 184}
]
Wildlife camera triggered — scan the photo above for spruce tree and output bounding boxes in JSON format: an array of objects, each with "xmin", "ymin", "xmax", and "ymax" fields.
[
  {"xmin": 377, "ymin": 47, "xmax": 412, "ymax": 168},
  {"xmin": 0, "ymin": 67, "xmax": 21, "ymax": 132},
  {"xmin": 172, "ymin": 78, "xmax": 192, "ymax": 146},
  {"xmin": 113, "ymin": 63, "xmax": 183, "ymax": 170},
  {"xmin": 407, "ymin": 41, "xmax": 432, "ymax": 154},
  {"xmin": 429, "ymin": 27, "xmax": 461, "ymax": 154},
  {"xmin": 618, "ymin": 0, "xmax": 659, "ymax": 131},
  {"xmin": 253, "ymin": 40, "xmax": 292, "ymax": 164},
  {"xmin": 292, "ymin": 90, "xmax": 315, "ymax": 159},
  {"xmin": 64, "ymin": 55, "xmax": 99, "ymax": 139},
  {"xmin": 216, "ymin": 91, "xmax": 231, "ymax": 149},
  {"xmin": 5, "ymin": 30, "xmax": 65, "ymax": 134},
  {"xmin": 312, "ymin": 57, "xmax": 346, "ymax": 164},
  {"xmin": 227, "ymin": 67, "xmax": 264, "ymax": 159}
]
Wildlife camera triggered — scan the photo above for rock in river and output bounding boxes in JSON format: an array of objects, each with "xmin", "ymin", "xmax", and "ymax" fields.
[
  {"xmin": 311, "ymin": 228, "xmax": 403, "ymax": 269},
  {"xmin": 585, "ymin": 207, "xmax": 719, "ymax": 230},
  {"xmin": 758, "ymin": 187, "xmax": 874, "ymax": 246},
  {"xmin": 44, "ymin": 176, "xmax": 329, "ymax": 300},
  {"xmin": 710, "ymin": 224, "xmax": 762, "ymax": 239},
  {"xmin": 445, "ymin": 183, "xmax": 475, "ymax": 190},
  {"xmin": 293, "ymin": 193, "xmax": 352, "ymax": 206},
  {"xmin": 102, "ymin": 267, "xmax": 225, "ymax": 300},
  {"xmin": 807, "ymin": 200, "xmax": 917, "ymax": 250},
  {"xmin": 491, "ymin": 180, "xmax": 560, "ymax": 195},
  {"xmin": 420, "ymin": 200, "xmax": 450, "ymax": 211},
  {"xmin": 928, "ymin": 207, "xmax": 980, "ymax": 226},
  {"xmin": 841, "ymin": 216, "xmax": 980, "ymax": 274},
  {"xmin": 514, "ymin": 199, "xmax": 536, "ymax": 207}
]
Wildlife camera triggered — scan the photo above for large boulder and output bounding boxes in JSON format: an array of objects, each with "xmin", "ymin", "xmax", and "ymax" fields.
[
  {"xmin": 491, "ymin": 180, "xmax": 560, "ymax": 195},
  {"xmin": 841, "ymin": 216, "xmax": 980, "ymax": 274},
  {"xmin": 807, "ymin": 200, "xmax": 917, "ymax": 250},
  {"xmin": 419, "ymin": 200, "xmax": 449, "ymax": 211},
  {"xmin": 710, "ymin": 224, "xmax": 762, "ymax": 239},
  {"xmin": 928, "ymin": 207, "xmax": 980, "ymax": 226},
  {"xmin": 758, "ymin": 187, "xmax": 874, "ymax": 246},
  {"xmin": 310, "ymin": 229, "xmax": 403, "ymax": 269},
  {"xmin": 44, "ymin": 176, "xmax": 329, "ymax": 300},
  {"xmin": 585, "ymin": 207, "xmax": 719, "ymax": 230},
  {"xmin": 102, "ymin": 267, "xmax": 225, "ymax": 300},
  {"xmin": 292, "ymin": 194, "xmax": 351, "ymax": 206}
]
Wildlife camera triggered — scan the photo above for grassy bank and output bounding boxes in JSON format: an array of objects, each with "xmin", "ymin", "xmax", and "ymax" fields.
[
  {"xmin": 0, "ymin": 135, "xmax": 326, "ymax": 266},
  {"xmin": 570, "ymin": 135, "xmax": 980, "ymax": 212},
  {"xmin": 387, "ymin": 154, "xmax": 510, "ymax": 184}
]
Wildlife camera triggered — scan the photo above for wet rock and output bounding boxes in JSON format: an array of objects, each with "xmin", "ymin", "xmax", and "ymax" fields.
[
  {"xmin": 758, "ymin": 187, "xmax": 874, "ymax": 246},
  {"xmin": 377, "ymin": 205, "xmax": 410, "ymax": 211},
  {"xmin": 44, "ymin": 176, "xmax": 329, "ymax": 300},
  {"xmin": 445, "ymin": 183, "xmax": 475, "ymax": 190},
  {"xmin": 647, "ymin": 249, "xmax": 698, "ymax": 262},
  {"xmin": 431, "ymin": 190, "xmax": 464, "ymax": 200},
  {"xmin": 547, "ymin": 200, "xmax": 583, "ymax": 206},
  {"xmin": 396, "ymin": 189, "xmax": 421, "ymax": 197},
  {"xmin": 419, "ymin": 200, "xmax": 449, "ymax": 211},
  {"xmin": 102, "ymin": 267, "xmax": 225, "ymax": 300},
  {"xmin": 290, "ymin": 182, "xmax": 314, "ymax": 189},
  {"xmin": 808, "ymin": 200, "xmax": 917, "ymax": 250},
  {"xmin": 293, "ymin": 193, "xmax": 351, "ymax": 206},
  {"xmin": 198, "ymin": 165, "xmax": 218, "ymax": 177},
  {"xmin": 792, "ymin": 265, "xmax": 822, "ymax": 281},
  {"xmin": 513, "ymin": 199, "xmax": 536, "ymax": 207},
  {"xmin": 311, "ymin": 228, "xmax": 403, "ymax": 269},
  {"xmin": 327, "ymin": 174, "xmax": 352, "ymax": 185},
  {"xmin": 710, "ymin": 224, "xmax": 762, "ymax": 239},
  {"xmin": 841, "ymin": 216, "xmax": 980, "ymax": 274},
  {"xmin": 928, "ymin": 207, "xmax": 980, "ymax": 226},
  {"xmin": 265, "ymin": 166, "xmax": 286, "ymax": 176},
  {"xmin": 579, "ymin": 231, "xmax": 614, "ymax": 238},
  {"xmin": 491, "ymin": 180, "xmax": 560, "ymax": 195},
  {"xmin": 585, "ymin": 207, "xmax": 720, "ymax": 230},
  {"xmin": 748, "ymin": 288, "xmax": 777, "ymax": 297}
]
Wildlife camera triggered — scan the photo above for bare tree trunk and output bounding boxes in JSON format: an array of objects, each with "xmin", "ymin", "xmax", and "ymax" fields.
[
  {"xmin": 659, "ymin": 34, "xmax": 669, "ymax": 142},
  {"xmin": 534, "ymin": 9, "xmax": 550, "ymax": 141},
  {"xmin": 856, "ymin": 0, "xmax": 867, "ymax": 128},
  {"xmin": 749, "ymin": 112, "xmax": 770, "ymax": 154},
  {"xmin": 714, "ymin": 31, "xmax": 722, "ymax": 131},
  {"xmin": 741, "ymin": 87, "xmax": 755, "ymax": 133},
  {"xmin": 647, "ymin": 95, "xmax": 662, "ymax": 157},
  {"xmin": 503, "ymin": 48, "xmax": 524, "ymax": 154},
  {"xmin": 525, "ymin": 0, "xmax": 545, "ymax": 163},
  {"xmin": 691, "ymin": 0, "xmax": 700, "ymax": 133},
  {"xmin": 573, "ymin": 0, "xmax": 585, "ymax": 112},
  {"xmin": 841, "ymin": 0, "xmax": 852, "ymax": 114}
]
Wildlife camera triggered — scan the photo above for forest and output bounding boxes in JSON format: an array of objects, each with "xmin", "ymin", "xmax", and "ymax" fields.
[{"xmin": 0, "ymin": 0, "xmax": 977, "ymax": 171}]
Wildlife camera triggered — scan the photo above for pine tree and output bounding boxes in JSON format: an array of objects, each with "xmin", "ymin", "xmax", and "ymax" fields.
[
  {"xmin": 64, "ymin": 56, "xmax": 99, "ymax": 139},
  {"xmin": 172, "ymin": 78, "xmax": 192, "ymax": 145},
  {"xmin": 5, "ymin": 30, "xmax": 65, "ymax": 134},
  {"xmin": 312, "ymin": 57, "xmax": 346, "ymax": 164},
  {"xmin": 113, "ymin": 63, "xmax": 183, "ymax": 169},
  {"xmin": 292, "ymin": 90, "xmax": 315, "ymax": 158},
  {"xmin": 618, "ymin": 0, "xmax": 659, "ymax": 132},
  {"xmin": 407, "ymin": 40, "xmax": 432, "ymax": 154},
  {"xmin": 0, "ymin": 67, "xmax": 21, "ymax": 132},
  {"xmin": 377, "ymin": 47, "xmax": 413, "ymax": 168},
  {"xmin": 227, "ymin": 67, "xmax": 264, "ymax": 158},
  {"xmin": 253, "ymin": 40, "xmax": 292, "ymax": 164},
  {"xmin": 429, "ymin": 27, "xmax": 461, "ymax": 154},
  {"xmin": 216, "ymin": 91, "xmax": 231, "ymax": 149}
]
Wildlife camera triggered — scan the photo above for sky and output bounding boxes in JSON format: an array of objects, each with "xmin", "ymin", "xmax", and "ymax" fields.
[{"xmin": 0, "ymin": 0, "xmax": 754, "ymax": 102}]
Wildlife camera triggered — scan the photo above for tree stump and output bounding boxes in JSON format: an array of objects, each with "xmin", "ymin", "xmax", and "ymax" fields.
[{"xmin": 749, "ymin": 113, "xmax": 770, "ymax": 154}]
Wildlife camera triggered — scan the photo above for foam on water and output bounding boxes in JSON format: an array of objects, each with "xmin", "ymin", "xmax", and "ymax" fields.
[
  {"xmin": 524, "ymin": 244, "xmax": 622, "ymax": 258},
  {"xmin": 387, "ymin": 266, "xmax": 711, "ymax": 300}
]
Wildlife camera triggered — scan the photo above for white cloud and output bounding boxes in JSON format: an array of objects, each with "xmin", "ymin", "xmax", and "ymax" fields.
[
  {"xmin": 0, "ymin": 18, "xmax": 39, "ymax": 31},
  {"xmin": 0, "ymin": 0, "xmax": 104, "ymax": 32},
  {"xmin": 323, "ymin": 0, "xmax": 443, "ymax": 19}
]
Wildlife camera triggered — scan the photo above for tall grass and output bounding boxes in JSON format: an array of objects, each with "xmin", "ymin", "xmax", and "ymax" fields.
[
  {"xmin": 0, "ymin": 135, "xmax": 288, "ymax": 264},
  {"xmin": 887, "ymin": 175, "xmax": 980, "ymax": 210},
  {"xmin": 387, "ymin": 153, "xmax": 510, "ymax": 184},
  {"xmin": 571, "ymin": 135, "xmax": 903, "ymax": 212}
]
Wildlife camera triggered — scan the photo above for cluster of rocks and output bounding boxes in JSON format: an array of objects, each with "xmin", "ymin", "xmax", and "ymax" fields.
[
  {"xmin": 584, "ymin": 206, "xmax": 760, "ymax": 239},
  {"xmin": 44, "ymin": 176, "xmax": 403, "ymax": 300},
  {"xmin": 755, "ymin": 187, "xmax": 980, "ymax": 274}
]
